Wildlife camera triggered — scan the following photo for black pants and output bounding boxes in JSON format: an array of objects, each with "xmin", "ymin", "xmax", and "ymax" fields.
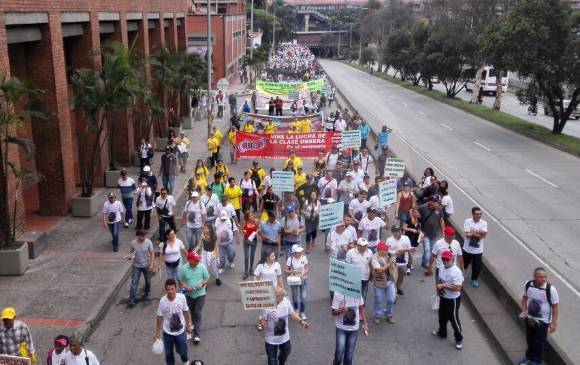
[
  {"xmin": 276, "ymin": 108, "xmax": 282, "ymax": 116},
  {"xmin": 210, "ymin": 152, "xmax": 219, "ymax": 167},
  {"xmin": 437, "ymin": 296, "xmax": 463, "ymax": 342},
  {"xmin": 139, "ymin": 157, "xmax": 150, "ymax": 171},
  {"xmin": 525, "ymin": 318, "xmax": 548, "ymax": 363},
  {"xmin": 463, "ymin": 251, "xmax": 482, "ymax": 281},
  {"xmin": 186, "ymin": 295, "xmax": 205, "ymax": 337},
  {"xmin": 136, "ymin": 210, "xmax": 151, "ymax": 230}
]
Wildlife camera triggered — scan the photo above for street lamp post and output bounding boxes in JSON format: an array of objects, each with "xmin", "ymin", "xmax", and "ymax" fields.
[
  {"xmin": 250, "ymin": 0, "xmax": 254, "ymax": 60},
  {"xmin": 207, "ymin": 0, "xmax": 212, "ymax": 137}
]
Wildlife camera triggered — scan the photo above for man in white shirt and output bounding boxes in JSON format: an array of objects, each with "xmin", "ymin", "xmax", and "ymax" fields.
[
  {"xmin": 326, "ymin": 221, "xmax": 351, "ymax": 261},
  {"xmin": 463, "ymin": 207, "xmax": 488, "ymax": 287},
  {"xmin": 432, "ymin": 250, "xmax": 464, "ymax": 350},
  {"xmin": 350, "ymin": 161, "xmax": 365, "ymax": 186},
  {"xmin": 325, "ymin": 147, "xmax": 340, "ymax": 172},
  {"xmin": 331, "ymin": 292, "xmax": 368, "ymax": 365},
  {"xmin": 356, "ymin": 148, "xmax": 374, "ymax": 176},
  {"xmin": 386, "ymin": 225, "xmax": 414, "ymax": 295},
  {"xmin": 348, "ymin": 191, "xmax": 370, "ymax": 226},
  {"xmin": 155, "ymin": 188, "xmax": 177, "ymax": 242},
  {"xmin": 181, "ymin": 192, "xmax": 207, "ymax": 251},
  {"xmin": 358, "ymin": 209, "xmax": 387, "ymax": 252},
  {"xmin": 218, "ymin": 196, "xmax": 239, "ymax": 226},
  {"xmin": 214, "ymin": 210, "xmax": 237, "ymax": 273},
  {"xmin": 337, "ymin": 173, "xmax": 358, "ymax": 207},
  {"xmin": 135, "ymin": 178, "xmax": 153, "ymax": 230},
  {"xmin": 346, "ymin": 238, "xmax": 373, "ymax": 302},
  {"xmin": 155, "ymin": 278, "xmax": 191, "ymax": 365},
  {"xmin": 334, "ymin": 117, "xmax": 347, "ymax": 132},
  {"xmin": 102, "ymin": 192, "xmax": 125, "ymax": 252},
  {"xmin": 318, "ymin": 170, "xmax": 337, "ymax": 205},
  {"xmin": 427, "ymin": 226, "xmax": 464, "ymax": 280},
  {"xmin": 201, "ymin": 186, "xmax": 220, "ymax": 224},
  {"xmin": 65, "ymin": 332, "xmax": 100, "ymax": 365}
]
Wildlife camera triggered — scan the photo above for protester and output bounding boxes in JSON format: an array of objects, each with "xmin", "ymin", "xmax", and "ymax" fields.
[
  {"xmin": 395, "ymin": 182, "xmax": 416, "ymax": 226},
  {"xmin": 326, "ymin": 221, "xmax": 353, "ymax": 262},
  {"xmin": 65, "ymin": 332, "xmax": 99, "ymax": 365},
  {"xmin": 240, "ymin": 171, "xmax": 260, "ymax": 212},
  {"xmin": 331, "ymin": 291, "xmax": 368, "ymax": 365},
  {"xmin": 428, "ymin": 226, "xmax": 464, "ymax": 279},
  {"xmin": 214, "ymin": 210, "xmax": 238, "ymax": 273},
  {"xmin": 386, "ymin": 225, "xmax": 414, "ymax": 295},
  {"xmin": 348, "ymin": 191, "xmax": 370, "ymax": 227},
  {"xmin": 242, "ymin": 211, "xmax": 259, "ymax": 279},
  {"xmin": 355, "ymin": 148, "xmax": 374, "ymax": 177},
  {"xmin": 285, "ymin": 244, "xmax": 309, "ymax": 319},
  {"xmin": 195, "ymin": 223, "xmax": 221, "ymax": 286},
  {"xmin": 218, "ymin": 195, "xmax": 239, "ymax": 226},
  {"xmin": 463, "ymin": 207, "xmax": 488, "ymax": 287},
  {"xmin": 402, "ymin": 207, "xmax": 422, "ymax": 273},
  {"xmin": 102, "ymin": 192, "xmax": 125, "ymax": 252},
  {"xmin": 159, "ymin": 228, "xmax": 187, "ymax": 282},
  {"xmin": 176, "ymin": 132, "xmax": 190, "ymax": 174},
  {"xmin": 261, "ymin": 186, "xmax": 281, "ymax": 219},
  {"xmin": 209, "ymin": 173, "xmax": 227, "ymax": 200},
  {"xmin": 371, "ymin": 242, "xmax": 397, "ymax": 324},
  {"xmin": 318, "ymin": 170, "xmax": 338, "ymax": 205},
  {"xmin": 178, "ymin": 251, "xmax": 209, "ymax": 345},
  {"xmin": 302, "ymin": 191, "xmax": 320, "ymax": 254},
  {"xmin": 337, "ymin": 172, "xmax": 358, "ymax": 208},
  {"xmin": 137, "ymin": 138, "xmax": 154, "ymax": 171},
  {"xmin": 0, "ymin": 307, "xmax": 35, "ymax": 358},
  {"xmin": 418, "ymin": 195, "xmax": 445, "ymax": 270},
  {"xmin": 155, "ymin": 279, "xmax": 191, "ymax": 365},
  {"xmin": 117, "ymin": 169, "xmax": 136, "ymax": 227},
  {"xmin": 346, "ymin": 238, "xmax": 373, "ymax": 302},
  {"xmin": 519, "ymin": 268, "xmax": 559, "ymax": 365},
  {"xmin": 225, "ymin": 177, "xmax": 243, "ymax": 222},
  {"xmin": 358, "ymin": 209, "xmax": 387, "ymax": 253},
  {"xmin": 261, "ymin": 287, "xmax": 310, "ymax": 365},
  {"xmin": 181, "ymin": 191, "xmax": 207, "ymax": 251},
  {"xmin": 128, "ymin": 229, "xmax": 154, "ymax": 307},
  {"xmin": 439, "ymin": 181, "xmax": 454, "ymax": 219},
  {"xmin": 281, "ymin": 205, "xmax": 305, "ymax": 259},
  {"xmin": 159, "ymin": 146, "xmax": 178, "ymax": 195},
  {"xmin": 135, "ymin": 178, "xmax": 154, "ymax": 230},
  {"xmin": 207, "ymin": 132, "xmax": 220, "ymax": 168},
  {"xmin": 156, "ymin": 188, "xmax": 177, "ymax": 242},
  {"xmin": 229, "ymin": 93, "xmax": 237, "ymax": 115},
  {"xmin": 47, "ymin": 334, "xmax": 69, "ymax": 365},
  {"xmin": 432, "ymin": 250, "xmax": 464, "ymax": 350},
  {"xmin": 254, "ymin": 248, "xmax": 284, "ymax": 331}
]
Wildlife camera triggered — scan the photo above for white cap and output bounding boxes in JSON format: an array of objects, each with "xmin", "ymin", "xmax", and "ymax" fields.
[
  {"xmin": 143, "ymin": 166, "xmax": 151, "ymax": 172},
  {"xmin": 191, "ymin": 191, "xmax": 199, "ymax": 198},
  {"xmin": 219, "ymin": 210, "xmax": 228, "ymax": 220},
  {"xmin": 346, "ymin": 172, "xmax": 353, "ymax": 177},
  {"xmin": 326, "ymin": 198, "xmax": 335, "ymax": 204},
  {"xmin": 291, "ymin": 244, "xmax": 304, "ymax": 253},
  {"xmin": 356, "ymin": 237, "xmax": 369, "ymax": 246}
]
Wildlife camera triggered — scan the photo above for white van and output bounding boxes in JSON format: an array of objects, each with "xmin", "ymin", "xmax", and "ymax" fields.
[{"xmin": 465, "ymin": 66, "xmax": 508, "ymax": 95}]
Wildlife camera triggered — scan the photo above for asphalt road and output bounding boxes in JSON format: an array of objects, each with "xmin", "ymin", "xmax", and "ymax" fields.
[
  {"xmin": 87, "ymin": 157, "xmax": 503, "ymax": 365},
  {"xmin": 320, "ymin": 60, "xmax": 580, "ymax": 362}
]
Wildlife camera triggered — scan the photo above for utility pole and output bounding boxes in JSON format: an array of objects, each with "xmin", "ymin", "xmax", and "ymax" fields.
[
  {"xmin": 349, "ymin": 23, "xmax": 352, "ymax": 48},
  {"xmin": 272, "ymin": 5, "xmax": 276, "ymax": 53},
  {"xmin": 337, "ymin": 31, "xmax": 341, "ymax": 58},
  {"xmin": 250, "ymin": 0, "xmax": 254, "ymax": 60},
  {"xmin": 207, "ymin": 0, "xmax": 212, "ymax": 137}
]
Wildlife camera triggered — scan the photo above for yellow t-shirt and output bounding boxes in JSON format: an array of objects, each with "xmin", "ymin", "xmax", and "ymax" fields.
[
  {"xmin": 294, "ymin": 172, "xmax": 307, "ymax": 194},
  {"xmin": 300, "ymin": 119, "xmax": 312, "ymax": 133},
  {"xmin": 264, "ymin": 123, "xmax": 277, "ymax": 134},
  {"xmin": 214, "ymin": 130, "xmax": 223, "ymax": 145},
  {"xmin": 284, "ymin": 157, "xmax": 303, "ymax": 171},
  {"xmin": 194, "ymin": 166, "xmax": 210, "ymax": 179},
  {"xmin": 213, "ymin": 165, "xmax": 230, "ymax": 179},
  {"xmin": 224, "ymin": 185, "xmax": 242, "ymax": 210},
  {"xmin": 228, "ymin": 130, "xmax": 236, "ymax": 145},
  {"xmin": 207, "ymin": 137, "xmax": 219, "ymax": 153},
  {"xmin": 194, "ymin": 177, "xmax": 208, "ymax": 191},
  {"xmin": 243, "ymin": 123, "xmax": 255, "ymax": 133}
]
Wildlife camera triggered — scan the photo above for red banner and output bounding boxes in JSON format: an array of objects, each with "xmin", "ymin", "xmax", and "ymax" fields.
[{"xmin": 235, "ymin": 132, "xmax": 340, "ymax": 159}]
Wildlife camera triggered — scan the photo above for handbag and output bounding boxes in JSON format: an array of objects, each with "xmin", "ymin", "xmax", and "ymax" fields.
[{"xmin": 286, "ymin": 258, "xmax": 303, "ymax": 286}]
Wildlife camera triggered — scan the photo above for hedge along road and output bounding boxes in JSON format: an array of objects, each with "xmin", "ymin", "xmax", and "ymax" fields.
[{"xmin": 320, "ymin": 59, "xmax": 580, "ymax": 362}]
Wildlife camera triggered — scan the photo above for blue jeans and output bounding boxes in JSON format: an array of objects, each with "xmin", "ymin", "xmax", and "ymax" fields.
[
  {"xmin": 333, "ymin": 328, "xmax": 359, "ymax": 365},
  {"xmin": 107, "ymin": 221, "xmax": 120, "ymax": 248},
  {"xmin": 373, "ymin": 281, "xmax": 395, "ymax": 318},
  {"xmin": 282, "ymin": 240, "xmax": 299, "ymax": 259},
  {"xmin": 186, "ymin": 226, "xmax": 202, "ymax": 251},
  {"xmin": 290, "ymin": 280, "xmax": 308, "ymax": 314},
  {"xmin": 158, "ymin": 216, "xmax": 177, "ymax": 242},
  {"xmin": 265, "ymin": 340, "xmax": 291, "ymax": 365},
  {"xmin": 122, "ymin": 197, "xmax": 133, "ymax": 221},
  {"xmin": 422, "ymin": 235, "xmax": 437, "ymax": 267},
  {"xmin": 129, "ymin": 266, "xmax": 151, "ymax": 301},
  {"xmin": 162, "ymin": 174, "xmax": 176, "ymax": 195},
  {"xmin": 162, "ymin": 331, "xmax": 188, "ymax": 365},
  {"xmin": 219, "ymin": 241, "xmax": 236, "ymax": 269},
  {"xmin": 361, "ymin": 280, "xmax": 369, "ymax": 303},
  {"xmin": 165, "ymin": 262, "xmax": 181, "ymax": 282}
]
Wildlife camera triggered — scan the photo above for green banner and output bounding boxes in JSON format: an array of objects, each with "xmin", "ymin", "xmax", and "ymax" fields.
[{"xmin": 256, "ymin": 78, "xmax": 326, "ymax": 96}]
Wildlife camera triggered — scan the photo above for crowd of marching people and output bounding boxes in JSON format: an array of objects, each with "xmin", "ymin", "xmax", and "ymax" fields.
[{"xmin": 264, "ymin": 43, "xmax": 322, "ymax": 81}]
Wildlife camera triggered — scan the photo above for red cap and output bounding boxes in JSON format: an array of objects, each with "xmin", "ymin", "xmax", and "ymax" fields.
[
  {"xmin": 376, "ymin": 241, "xmax": 389, "ymax": 251},
  {"xmin": 443, "ymin": 226, "xmax": 455, "ymax": 236},
  {"xmin": 187, "ymin": 252, "xmax": 201, "ymax": 262},
  {"xmin": 441, "ymin": 250, "xmax": 453, "ymax": 260}
]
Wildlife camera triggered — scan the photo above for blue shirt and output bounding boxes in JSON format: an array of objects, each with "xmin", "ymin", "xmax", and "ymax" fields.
[
  {"xmin": 358, "ymin": 124, "xmax": 369, "ymax": 139},
  {"xmin": 242, "ymin": 103, "xmax": 251, "ymax": 113},
  {"xmin": 378, "ymin": 131, "xmax": 390, "ymax": 147},
  {"xmin": 260, "ymin": 220, "xmax": 282, "ymax": 243}
]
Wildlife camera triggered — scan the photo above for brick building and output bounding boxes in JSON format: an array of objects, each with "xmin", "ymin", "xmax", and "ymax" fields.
[
  {"xmin": 187, "ymin": 0, "xmax": 246, "ymax": 87},
  {"xmin": 0, "ymin": 1, "xmax": 188, "ymax": 236}
]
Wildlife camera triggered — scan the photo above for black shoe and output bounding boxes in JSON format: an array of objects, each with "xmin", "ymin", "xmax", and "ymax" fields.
[
  {"xmin": 127, "ymin": 300, "xmax": 136, "ymax": 307},
  {"xmin": 113, "ymin": 246, "xmax": 119, "ymax": 252},
  {"xmin": 397, "ymin": 289, "xmax": 404, "ymax": 295},
  {"xmin": 142, "ymin": 292, "xmax": 150, "ymax": 299},
  {"xmin": 432, "ymin": 330, "xmax": 446, "ymax": 339},
  {"xmin": 216, "ymin": 278, "xmax": 222, "ymax": 286},
  {"xmin": 242, "ymin": 273, "xmax": 249, "ymax": 280}
]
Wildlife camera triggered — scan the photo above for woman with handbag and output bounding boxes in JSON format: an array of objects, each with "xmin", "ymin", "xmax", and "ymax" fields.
[
  {"xmin": 242, "ymin": 212, "xmax": 259, "ymax": 280},
  {"xmin": 254, "ymin": 248, "xmax": 284, "ymax": 331},
  {"xmin": 158, "ymin": 228, "xmax": 187, "ymax": 282},
  {"xmin": 302, "ymin": 191, "xmax": 320, "ymax": 254},
  {"xmin": 284, "ymin": 245, "xmax": 310, "ymax": 320},
  {"xmin": 195, "ymin": 223, "xmax": 222, "ymax": 286},
  {"xmin": 403, "ymin": 208, "xmax": 422, "ymax": 274}
]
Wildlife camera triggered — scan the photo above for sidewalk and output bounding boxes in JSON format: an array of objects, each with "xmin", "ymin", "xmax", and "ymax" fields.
[{"xmin": 0, "ymin": 113, "xmax": 228, "ymax": 360}]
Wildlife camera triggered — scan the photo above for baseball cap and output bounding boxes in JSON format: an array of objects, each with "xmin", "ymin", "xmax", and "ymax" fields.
[
  {"xmin": 1, "ymin": 307, "xmax": 16, "ymax": 320},
  {"xmin": 187, "ymin": 251, "xmax": 201, "ymax": 262},
  {"xmin": 390, "ymin": 224, "xmax": 401, "ymax": 232},
  {"xmin": 143, "ymin": 165, "xmax": 151, "ymax": 172},
  {"xmin": 444, "ymin": 226, "xmax": 455, "ymax": 236},
  {"xmin": 191, "ymin": 191, "xmax": 199, "ymax": 198},
  {"xmin": 291, "ymin": 244, "xmax": 304, "ymax": 253},
  {"xmin": 441, "ymin": 250, "xmax": 453, "ymax": 261},
  {"xmin": 356, "ymin": 237, "xmax": 369, "ymax": 246},
  {"xmin": 286, "ymin": 205, "xmax": 295, "ymax": 213},
  {"xmin": 253, "ymin": 160, "xmax": 259, "ymax": 165},
  {"xmin": 376, "ymin": 242, "xmax": 389, "ymax": 251},
  {"xmin": 353, "ymin": 160, "xmax": 359, "ymax": 165},
  {"xmin": 120, "ymin": 168, "xmax": 127, "ymax": 175},
  {"xmin": 219, "ymin": 210, "xmax": 228, "ymax": 220}
]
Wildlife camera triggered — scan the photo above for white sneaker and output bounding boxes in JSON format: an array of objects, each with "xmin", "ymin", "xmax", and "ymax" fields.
[
  {"xmin": 300, "ymin": 313, "xmax": 307, "ymax": 320},
  {"xmin": 183, "ymin": 361, "xmax": 190, "ymax": 365},
  {"xmin": 218, "ymin": 268, "xmax": 224, "ymax": 274},
  {"xmin": 229, "ymin": 263, "xmax": 235, "ymax": 269}
]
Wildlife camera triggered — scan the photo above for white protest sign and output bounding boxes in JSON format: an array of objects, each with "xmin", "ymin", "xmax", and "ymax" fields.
[
  {"xmin": 329, "ymin": 259, "xmax": 362, "ymax": 298},
  {"xmin": 384, "ymin": 158, "xmax": 405, "ymax": 178},
  {"xmin": 272, "ymin": 171, "xmax": 295, "ymax": 192},
  {"xmin": 340, "ymin": 130, "xmax": 361, "ymax": 149},
  {"xmin": 319, "ymin": 201, "xmax": 344, "ymax": 230},
  {"xmin": 379, "ymin": 179, "xmax": 397, "ymax": 207},
  {"xmin": 239, "ymin": 280, "xmax": 277, "ymax": 310},
  {"xmin": 0, "ymin": 355, "xmax": 31, "ymax": 365}
]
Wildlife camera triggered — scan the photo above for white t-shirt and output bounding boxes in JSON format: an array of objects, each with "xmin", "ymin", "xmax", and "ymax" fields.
[
  {"xmin": 155, "ymin": 195, "xmax": 176, "ymax": 217},
  {"xmin": 346, "ymin": 248, "xmax": 373, "ymax": 281},
  {"xmin": 159, "ymin": 239, "xmax": 185, "ymax": 264},
  {"xmin": 240, "ymin": 178, "xmax": 258, "ymax": 196},
  {"xmin": 350, "ymin": 169, "xmax": 365, "ymax": 186},
  {"xmin": 338, "ymin": 180, "xmax": 358, "ymax": 204},
  {"xmin": 218, "ymin": 203, "xmax": 237, "ymax": 220},
  {"xmin": 254, "ymin": 262, "xmax": 282, "ymax": 287},
  {"xmin": 201, "ymin": 193, "xmax": 220, "ymax": 221},
  {"xmin": 52, "ymin": 349, "xmax": 68, "ymax": 365},
  {"xmin": 263, "ymin": 175, "xmax": 273, "ymax": 191},
  {"xmin": 357, "ymin": 154, "xmax": 374, "ymax": 174},
  {"xmin": 386, "ymin": 235, "xmax": 412, "ymax": 266},
  {"xmin": 286, "ymin": 255, "xmax": 309, "ymax": 279},
  {"xmin": 369, "ymin": 195, "xmax": 380, "ymax": 210},
  {"xmin": 326, "ymin": 229, "xmax": 351, "ymax": 260},
  {"xmin": 183, "ymin": 199, "xmax": 206, "ymax": 229},
  {"xmin": 524, "ymin": 281, "xmax": 559, "ymax": 323},
  {"xmin": 431, "ymin": 239, "xmax": 463, "ymax": 271},
  {"xmin": 263, "ymin": 297, "xmax": 294, "ymax": 345},
  {"xmin": 358, "ymin": 217, "xmax": 385, "ymax": 246},
  {"xmin": 214, "ymin": 218, "xmax": 235, "ymax": 244},
  {"xmin": 439, "ymin": 264, "xmax": 464, "ymax": 299},
  {"xmin": 349, "ymin": 198, "xmax": 370, "ymax": 221},
  {"xmin": 325, "ymin": 153, "xmax": 339, "ymax": 171},
  {"xmin": 335, "ymin": 119, "xmax": 347, "ymax": 131},
  {"xmin": 441, "ymin": 195, "xmax": 454, "ymax": 215},
  {"xmin": 156, "ymin": 293, "xmax": 189, "ymax": 336},
  {"xmin": 318, "ymin": 177, "xmax": 337, "ymax": 200},
  {"xmin": 463, "ymin": 218, "xmax": 488, "ymax": 255},
  {"xmin": 102, "ymin": 200, "xmax": 124, "ymax": 223},
  {"xmin": 332, "ymin": 292, "xmax": 364, "ymax": 331},
  {"xmin": 345, "ymin": 226, "xmax": 358, "ymax": 243},
  {"xmin": 64, "ymin": 349, "xmax": 99, "ymax": 365},
  {"xmin": 135, "ymin": 187, "xmax": 153, "ymax": 211}
]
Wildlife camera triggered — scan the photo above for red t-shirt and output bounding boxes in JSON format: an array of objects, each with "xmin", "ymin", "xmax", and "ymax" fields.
[
  {"xmin": 275, "ymin": 99, "xmax": 284, "ymax": 109},
  {"xmin": 244, "ymin": 223, "xmax": 258, "ymax": 240}
]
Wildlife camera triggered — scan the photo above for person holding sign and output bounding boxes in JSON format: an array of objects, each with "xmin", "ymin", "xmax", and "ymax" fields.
[
  {"xmin": 338, "ymin": 173, "xmax": 359, "ymax": 210},
  {"xmin": 331, "ymin": 292, "xmax": 368, "ymax": 365},
  {"xmin": 348, "ymin": 191, "xmax": 370, "ymax": 226},
  {"xmin": 318, "ymin": 170, "xmax": 338, "ymax": 205},
  {"xmin": 358, "ymin": 209, "xmax": 387, "ymax": 253},
  {"xmin": 0, "ymin": 307, "xmax": 35, "ymax": 359},
  {"xmin": 346, "ymin": 238, "xmax": 373, "ymax": 303},
  {"xmin": 261, "ymin": 287, "xmax": 310, "ymax": 365}
]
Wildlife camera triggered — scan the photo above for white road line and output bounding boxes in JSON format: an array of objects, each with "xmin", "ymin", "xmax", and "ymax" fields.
[
  {"xmin": 418, "ymin": 111, "xmax": 427, "ymax": 117},
  {"xmin": 525, "ymin": 169, "xmax": 559, "ymax": 189},
  {"xmin": 402, "ymin": 102, "xmax": 408, "ymax": 108},
  {"xmin": 389, "ymin": 129, "xmax": 580, "ymax": 298},
  {"xmin": 440, "ymin": 123, "xmax": 453, "ymax": 130},
  {"xmin": 388, "ymin": 95, "xmax": 396, "ymax": 99},
  {"xmin": 473, "ymin": 141, "xmax": 492, "ymax": 152}
]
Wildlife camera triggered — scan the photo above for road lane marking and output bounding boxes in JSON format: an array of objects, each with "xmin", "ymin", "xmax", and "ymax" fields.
[
  {"xmin": 525, "ymin": 169, "xmax": 559, "ymax": 189},
  {"xmin": 440, "ymin": 123, "xmax": 453, "ymax": 130},
  {"xmin": 473, "ymin": 141, "xmax": 492, "ymax": 152},
  {"xmin": 388, "ymin": 95, "xmax": 396, "ymax": 99},
  {"xmin": 418, "ymin": 111, "xmax": 427, "ymax": 117}
]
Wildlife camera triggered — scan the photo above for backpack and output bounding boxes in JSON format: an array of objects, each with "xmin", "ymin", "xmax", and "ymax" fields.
[
  {"xmin": 525, "ymin": 280, "xmax": 553, "ymax": 305},
  {"xmin": 250, "ymin": 168, "xmax": 262, "ymax": 188}
]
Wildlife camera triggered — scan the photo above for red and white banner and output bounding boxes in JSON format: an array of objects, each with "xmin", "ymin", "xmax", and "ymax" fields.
[{"xmin": 235, "ymin": 132, "xmax": 340, "ymax": 159}]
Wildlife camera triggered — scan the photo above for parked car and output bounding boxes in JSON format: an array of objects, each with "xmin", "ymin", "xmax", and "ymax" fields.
[
  {"xmin": 543, "ymin": 99, "xmax": 580, "ymax": 120},
  {"xmin": 465, "ymin": 66, "xmax": 508, "ymax": 95}
]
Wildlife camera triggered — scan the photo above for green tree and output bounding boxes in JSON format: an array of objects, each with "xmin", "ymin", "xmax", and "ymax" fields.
[
  {"xmin": 383, "ymin": 29, "xmax": 413, "ymax": 81},
  {"xmin": 361, "ymin": 47, "xmax": 378, "ymax": 69},
  {"xmin": 479, "ymin": 0, "xmax": 580, "ymax": 133},
  {"xmin": 0, "ymin": 76, "xmax": 46, "ymax": 247},
  {"xmin": 243, "ymin": 44, "xmax": 269, "ymax": 85}
]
